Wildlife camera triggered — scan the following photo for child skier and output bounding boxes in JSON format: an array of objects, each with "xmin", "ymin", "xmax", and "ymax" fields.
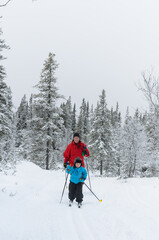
[{"xmin": 66, "ymin": 157, "xmax": 87, "ymax": 208}]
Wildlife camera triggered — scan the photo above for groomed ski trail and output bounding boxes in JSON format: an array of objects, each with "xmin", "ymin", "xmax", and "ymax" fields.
[{"xmin": 1, "ymin": 161, "xmax": 159, "ymax": 240}]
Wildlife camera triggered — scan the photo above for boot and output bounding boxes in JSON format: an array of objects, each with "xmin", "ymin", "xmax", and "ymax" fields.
[
  {"xmin": 69, "ymin": 200, "xmax": 73, "ymax": 207},
  {"xmin": 78, "ymin": 202, "xmax": 82, "ymax": 208}
]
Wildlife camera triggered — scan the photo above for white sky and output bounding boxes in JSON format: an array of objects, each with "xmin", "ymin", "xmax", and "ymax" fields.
[{"xmin": 1, "ymin": 0, "xmax": 159, "ymax": 116}]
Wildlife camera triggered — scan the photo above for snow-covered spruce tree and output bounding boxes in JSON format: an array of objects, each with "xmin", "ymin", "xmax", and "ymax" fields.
[
  {"xmin": 85, "ymin": 101, "xmax": 91, "ymax": 144},
  {"xmin": 120, "ymin": 108, "xmax": 148, "ymax": 178},
  {"xmin": 110, "ymin": 103, "xmax": 122, "ymax": 176},
  {"xmin": 88, "ymin": 90, "xmax": 112, "ymax": 175},
  {"xmin": 77, "ymin": 99, "xmax": 86, "ymax": 139},
  {"xmin": 88, "ymin": 102, "xmax": 100, "ymax": 172},
  {"xmin": 72, "ymin": 103, "xmax": 76, "ymax": 133},
  {"xmin": 132, "ymin": 109, "xmax": 149, "ymax": 177},
  {"xmin": 28, "ymin": 94, "xmax": 34, "ymax": 121},
  {"xmin": 61, "ymin": 96, "xmax": 73, "ymax": 146},
  {"xmin": 31, "ymin": 53, "xmax": 64, "ymax": 170},
  {"xmin": 25, "ymin": 94, "xmax": 38, "ymax": 163},
  {"xmin": 15, "ymin": 95, "xmax": 29, "ymax": 159},
  {"xmin": 77, "ymin": 99, "xmax": 90, "ymax": 144},
  {"xmin": 144, "ymin": 109, "xmax": 159, "ymax": 176},
  {"xmin": 0, "ymin": 28, "xmax": 14, "ymax": 166},
  {"xmin": 60, "ymin": 99, "xmax": 77, "ymax": 148},
  {"xmin": 19, "ymin": 94, "xmax": 35, "ymax": 162},
  {"xmin": 120, "ymin": 108, "xmax": 133, "ymax": 178},
  {"xmin": 89, "ymin": 104, "xmax": 94, "ymax": 128}
]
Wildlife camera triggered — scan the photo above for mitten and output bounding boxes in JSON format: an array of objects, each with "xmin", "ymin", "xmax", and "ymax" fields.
[
  {"xmin": 64, "ymin": 163, "xmax": 67, "ymax": 168},
  {"xmin": 80, "ymin": 178, "xmax": 85, "ymax": 183}
]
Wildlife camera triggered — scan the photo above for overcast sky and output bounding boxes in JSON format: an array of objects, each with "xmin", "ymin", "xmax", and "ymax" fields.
[{"xmin": 1, "ymin": 0, "xmax": 159, "ymax": 116}]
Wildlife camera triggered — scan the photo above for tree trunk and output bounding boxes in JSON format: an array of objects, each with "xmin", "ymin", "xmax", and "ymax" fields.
[
  {"xmin": 46, "ymin": 139, "xmax": 49, "ymax": 170},
  {"xmin": 100, "ymin": 159, "xmax": 103, "ymax": 175},
  {"xmin": 46, "ymin": 126, "xmax": 50, "ymax": 170}
]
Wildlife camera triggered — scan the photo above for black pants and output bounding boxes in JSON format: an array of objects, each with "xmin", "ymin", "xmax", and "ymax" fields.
[{"xmin": 69, "ymin": 181, "xmax": 83, "ymax": 203}]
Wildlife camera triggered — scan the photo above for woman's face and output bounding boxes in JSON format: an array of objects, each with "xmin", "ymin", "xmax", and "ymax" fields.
[{"xmin": 74, "ymin": 136, "xmax": 79, "ymax": 143}]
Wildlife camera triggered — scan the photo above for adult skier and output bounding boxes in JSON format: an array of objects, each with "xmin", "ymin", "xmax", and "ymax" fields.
[{"xmin": 63, "ymin": 132, "xmax": 90, "ymax": 168}]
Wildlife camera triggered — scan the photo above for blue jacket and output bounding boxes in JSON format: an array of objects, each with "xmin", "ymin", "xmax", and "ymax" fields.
[{"xmin": 66, "ymin": 165, "xmax": 87, "ymax": 184}]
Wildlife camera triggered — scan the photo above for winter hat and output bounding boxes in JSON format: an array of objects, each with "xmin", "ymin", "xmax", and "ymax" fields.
[
  {"xmin": 74, "ymin": 157, "xmax": 82, "ymax": 165},
  {"xmin": 73, "ymin": 132, "xmax": 80, "ymax": 138}
]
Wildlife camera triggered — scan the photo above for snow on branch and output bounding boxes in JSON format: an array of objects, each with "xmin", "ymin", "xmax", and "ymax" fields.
[{"xmin": 0, "ymin": 0, "xmax": 11, "ymax": 7}]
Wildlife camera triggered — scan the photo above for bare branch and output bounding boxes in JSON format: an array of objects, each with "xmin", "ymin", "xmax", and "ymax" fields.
[
  {"xmin": 0, "ymin": 0, "xmax": 11, "ymax": 7},
  {"xmin": 138, "ymin": 70, "xmax": 159, "ymax": 114}
]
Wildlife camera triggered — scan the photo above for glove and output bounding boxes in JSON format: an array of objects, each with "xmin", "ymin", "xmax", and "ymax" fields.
[
  {"xmin": 64, "ymin": 163, "xmax": 67, "ymax": 168},
  {"xmin": 67, "ymin": 165, "xmax": 71, "ymax": 172},
  {"xmin": 83, "ymin": 150, "xmax": 88, "ymax": 155},
  {"xmin": 80, "ymin": 178, "xmax": 85, "ymax": 183},
  {"xmin": 82, "ymin": 146, "xmax": 88, "ymax": 156}
]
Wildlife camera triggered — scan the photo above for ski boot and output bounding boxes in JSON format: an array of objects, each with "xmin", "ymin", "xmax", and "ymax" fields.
[
  {"xmin": 69, "ymin": 200, "xmax": 73, "ymax": 207},
  {"xmin": 78, "ymin": 202, "xmax": 82, "ymax": 208}
]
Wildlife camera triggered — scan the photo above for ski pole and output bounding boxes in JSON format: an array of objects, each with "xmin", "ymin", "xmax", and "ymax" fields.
[
  {"xmin": 65, "ymin": 170, "xmax": 68, "ymax": 189},
  {"xmin": 60, "ymin": 172, "xmax": 69, "ymax": 203},
  {"xmin": 64, "ymin": 162, "xmax": 70, "ymax": 189},
  {"xmin": 84, "ymin": 182, "xmax": 102, "ymax": 202},
  {"xmin": 83, "ymin": 146, "xmax": 92, "ymax": 189},
  {"xmin": 85, "ymin": 158, "xmax": 92, "ymax": 189}
]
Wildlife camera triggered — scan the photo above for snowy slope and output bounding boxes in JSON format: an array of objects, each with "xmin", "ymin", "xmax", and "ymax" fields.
[{"xmin": 0, "ymin": 161, "xmax": 159, "ymax": 240}]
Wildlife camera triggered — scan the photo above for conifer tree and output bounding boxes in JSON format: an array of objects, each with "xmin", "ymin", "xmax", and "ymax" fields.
[
  {"xmin": 28, "ymin": 94, "xmax": 34, "ymax": 120},
  {"xmin": 89, "ymin": 90, "xmax": 112, "ymax": 175},
  {"xmin": 31, "ymin": 53, "xmax": 64, "ymax": 169},
  {"xmin": 63, "ymin": 96, "xmax": 73, "ymax": 145},
  {"xmin": 144, "ymin": 109, "xmax": 159, "ymax": 176},
  {"xmin": 120, "ymin": 108, "xmax": 148, "ymax": 178},
  {"xmin": 77, "ymin": 98, "xmax": 86, "ymax": 138},
  {"xmin": 15, "ymin": 95, "xmax": 30, "ymax": 160},
  {"xmin": 15, "ymin": 95, "xmax": 28, "ymax": 147},
  {"xmin": 85, "ymin": 101, "xmax": 90, "ymax": 144},
  {"xmin": 110, "ymin": 103, "xmax": 122, "ymax": 176},
  {"xmin": 72, "ymin": 103, "xmax": 76, "ymax": 133},
  {"xmin": 89, "ymin": 104, "xmax": 94, "ymax": 127},
  {"xmin": 120, "ymin": 108, "xmax": 133, "ymax": 177},
  {"xmin": 0, "ymin": 28, "xmax": 13, "ymax": 165},
  {"xmin": 77, "ymin": 99, "xmax": 90, "ymax": 143}
]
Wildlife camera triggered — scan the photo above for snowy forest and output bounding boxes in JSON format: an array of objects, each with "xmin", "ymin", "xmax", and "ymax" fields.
[{"xmin": 1, "ymin": 27, "xmax": 159, "ymax": 178}]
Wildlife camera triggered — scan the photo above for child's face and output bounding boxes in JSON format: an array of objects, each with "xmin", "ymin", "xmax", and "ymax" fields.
[{"xmin": 75, "ymin": 163, "xmax": 81, "ymax": 168}]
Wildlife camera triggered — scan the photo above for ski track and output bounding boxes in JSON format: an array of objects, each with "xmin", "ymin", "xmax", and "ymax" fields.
[
  {"xmin": 58, "ymin": 201, "xmax": 102, "ymax": 240},
  {"xmin": 70, "ymin": 205, "xmax": 96, "ymax": 240}
]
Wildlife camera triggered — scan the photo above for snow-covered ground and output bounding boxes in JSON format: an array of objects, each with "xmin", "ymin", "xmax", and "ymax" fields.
[{"xmin": 0, "ymin": 161, "xmax": 159, "ymax": 240}]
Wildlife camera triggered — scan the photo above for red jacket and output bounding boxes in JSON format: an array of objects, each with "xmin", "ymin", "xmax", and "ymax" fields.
[{"xmin": 64, "ymin": 141, "xmax": 90, "ymax": 167}]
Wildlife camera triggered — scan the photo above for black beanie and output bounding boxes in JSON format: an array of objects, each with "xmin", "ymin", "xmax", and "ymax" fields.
[
  {"xmin": 74, "ymin": 157, "xmax": 82, "ymax": 165},
  {"xmin": 73, "ymin": 132, "xmax": 80, "ymax": 138}
]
